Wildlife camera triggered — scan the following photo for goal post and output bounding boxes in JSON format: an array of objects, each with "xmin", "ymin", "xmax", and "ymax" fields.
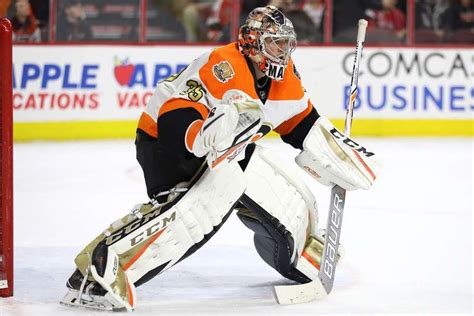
[{"xmin": 0, "ymin": 17, "xmax": 13, "ymax": 298}]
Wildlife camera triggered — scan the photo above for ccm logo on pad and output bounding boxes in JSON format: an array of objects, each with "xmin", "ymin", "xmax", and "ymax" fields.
[{"xmin": 330, "ymin": 128, "xmax": 374, "ymax": 157}]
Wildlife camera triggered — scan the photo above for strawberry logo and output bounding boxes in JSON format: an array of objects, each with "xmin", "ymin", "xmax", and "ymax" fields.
[{"xmin": 114, "ymin": 57, "xmax": 135, "ymax": 87}]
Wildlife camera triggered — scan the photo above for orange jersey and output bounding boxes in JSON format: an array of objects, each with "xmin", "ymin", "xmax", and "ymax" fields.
[{"xmin": 138, "ymin": 42, "xmax": 314, "ymax": 140}]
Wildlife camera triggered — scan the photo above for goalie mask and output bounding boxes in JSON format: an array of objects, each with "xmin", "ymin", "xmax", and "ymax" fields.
[{"xmin": 238, "ymin": 5, "xmax": 297, "ymax": 81}]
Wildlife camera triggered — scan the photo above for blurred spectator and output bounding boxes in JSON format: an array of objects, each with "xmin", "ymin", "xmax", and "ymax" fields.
[
  {"xmin": 239, "ymin": 0, "xmax": 269, "ymax": 25},
  {"xmin": 206, "ymin": 0, "xmax": 232, "ymax": 42},
  {"xmin": 1, "ymin": 1, "xmax": 12, "ymax": 17},
  {"xmin": 415, "ymin": 0, "xmax": 448, "ymax": 42},
  {"xmin": 148, "ymin": 0, "xmax": 212, "ymax": 42},
  {"xmin": 206, "ymin": 0, "xmax": 324, "ymax": 43},
  {"xmin": 10, "ymin": 0, "xmax": 41, "ymax": 42},
  {"xmin": 7, "ymin": 0, "xmax": 49, "ymax": 40},
  {"xmin": 333, "ymin": 0, "xmax": 383, "ymax": 43},
  {"xmin": 206, "ymin": 0, "xmax": 268, "ymax": 42},
  {"xmin": 268, "ymin": 0, "xmax": 323, "ymax": 43},
  {"xmin": 302, "ymin": 0, "xmax": 325, "ymax": 34},
  {"xmin": 415, "ymin": 0, "xmax": 447, "ymax": 29},
  {"xmin": 440, "ymin": 0, "xmax": 474, "ymax": 42},
  {"xmin": 147, "ymin": 0, "xmax": 186, "ymax": 41},
  {"xmin": 56, "ymin": 0, "xmax": 92, "ymax": 41},
  {"xmin": 181, "ymin": 0, "xmax": 215, "ymax": 42},
  {"xmin": 29, "ymin": 0, "xmax": 49, "ymax": 41},
  {"xmin": 366, "ymin": 0, "xmax": 406, "ymax": 43}
]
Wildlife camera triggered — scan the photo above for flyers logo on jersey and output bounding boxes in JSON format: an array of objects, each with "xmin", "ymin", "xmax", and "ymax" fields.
[{"xmin": 213, "ymin": 61, "xmax": 235, "ymax": 83}]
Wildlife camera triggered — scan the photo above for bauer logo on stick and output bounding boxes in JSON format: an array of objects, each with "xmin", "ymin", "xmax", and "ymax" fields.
[{"xmin": 322, "ymin": 192, "xmax": 344, "ymax": 280}]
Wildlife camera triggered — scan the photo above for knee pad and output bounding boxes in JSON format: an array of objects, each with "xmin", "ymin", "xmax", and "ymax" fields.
[{"xmin": 238, "ymin": 146, "xmax": 320, "ymax": 283}]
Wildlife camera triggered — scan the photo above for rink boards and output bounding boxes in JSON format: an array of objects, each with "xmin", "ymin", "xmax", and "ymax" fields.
[{"xmin": 12, "ymin": 45, "xmax": 473, "ymax": 140}]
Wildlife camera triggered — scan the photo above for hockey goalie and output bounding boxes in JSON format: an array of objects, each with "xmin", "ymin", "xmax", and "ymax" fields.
[{"xmin": 61, "ymin": 6, "xmax": 380, "ymax": 311}]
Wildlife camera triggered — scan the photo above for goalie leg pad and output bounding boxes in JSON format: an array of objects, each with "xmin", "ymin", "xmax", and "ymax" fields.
[
  {"xmin": 68, "ymin": 162, "xmax": 246, "ymax": 310},
  {"xmin": 238, "ymin": 145, "xmax": 321, "ymax": 283}
]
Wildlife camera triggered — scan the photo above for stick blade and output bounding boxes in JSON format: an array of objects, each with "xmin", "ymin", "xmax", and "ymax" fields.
[{"xmin": 274, "ymin": 280, "xmax": 327, "ymax": 305}]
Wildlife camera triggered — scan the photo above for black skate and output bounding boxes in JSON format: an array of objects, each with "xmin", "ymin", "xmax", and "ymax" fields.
[{"xmin": 60, "ymin": 269, "xmax": 127, "ymax": 312}]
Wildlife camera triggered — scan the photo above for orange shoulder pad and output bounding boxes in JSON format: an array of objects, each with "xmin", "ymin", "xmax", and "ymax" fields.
[{"xmin": 199, "ymin": 43, "xmax": 258, "ymax": 100}]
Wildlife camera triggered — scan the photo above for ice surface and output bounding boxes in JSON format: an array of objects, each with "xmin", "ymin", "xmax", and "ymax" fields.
[{"xmin": 1, "ymin": 137, "xmax": 472, "ymax": 315}]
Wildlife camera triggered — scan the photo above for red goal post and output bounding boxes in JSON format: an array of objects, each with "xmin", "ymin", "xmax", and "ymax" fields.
[{"xmin": 0, "ymin": 17, "xmax": 13, "ymax": 298}]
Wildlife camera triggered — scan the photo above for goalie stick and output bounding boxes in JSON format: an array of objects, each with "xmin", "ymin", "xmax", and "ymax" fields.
[{"xmin": 274, "ymin": 19, "xmax": 368, "ymax": 305}]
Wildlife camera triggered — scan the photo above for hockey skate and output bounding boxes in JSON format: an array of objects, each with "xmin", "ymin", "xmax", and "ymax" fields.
[{"xmin": 60, "ymin": 269, "xmax": 128, "ymax": 312}]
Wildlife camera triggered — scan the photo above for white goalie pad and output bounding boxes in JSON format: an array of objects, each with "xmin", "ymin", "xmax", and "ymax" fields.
[
  {"xmin": 296, "ymin": 116, "xmax": 380, "ymax": 191},
  {"xmin": 244, "ymin": 146, "xmax": 319, "ymax": 262},
  {"xmin": 70, "ymin": 162, "xmax": 247, "ymax": 311},
  {"xmin": 108, "ymin": 162, "xmax": 246, "ymax": 284}
]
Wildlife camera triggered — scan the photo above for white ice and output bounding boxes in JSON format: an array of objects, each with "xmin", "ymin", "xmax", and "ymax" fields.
[{"xmin": 1, "ymin": 137, "xmax": 472, "ymax": 315}]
